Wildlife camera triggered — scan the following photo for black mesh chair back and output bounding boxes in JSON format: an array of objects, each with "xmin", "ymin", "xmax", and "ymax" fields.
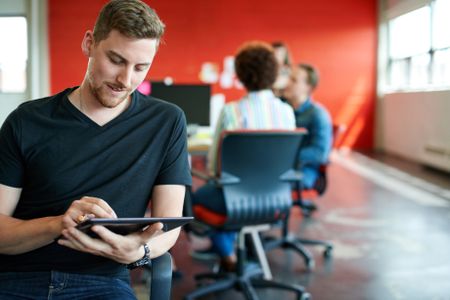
[{"xmin": 218, "ymin": 130, "xmax": 305, "ymax": 230}]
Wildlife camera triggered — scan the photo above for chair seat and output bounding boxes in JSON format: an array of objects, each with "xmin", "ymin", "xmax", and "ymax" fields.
[
  {"xmin": 291, "ymin": 189, "xmax": 319, "ymax": 201},
  {"xmin": 193, "ymin": 204, "xmax": 227, "ymax": 226}
]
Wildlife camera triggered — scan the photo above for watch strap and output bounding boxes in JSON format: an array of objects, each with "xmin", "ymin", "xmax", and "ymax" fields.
[{"xmin": 126, "ymin": 244, "xmax": 150, "ymax": 269}]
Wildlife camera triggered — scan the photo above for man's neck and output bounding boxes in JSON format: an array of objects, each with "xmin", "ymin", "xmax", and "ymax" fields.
[
  {"xmin": 69, "ymin": 82, "xmax": 131, "ymax": 126},
  {"xmin": 292, "ymin": 94, "xmax": 309, "ymax": 109}
]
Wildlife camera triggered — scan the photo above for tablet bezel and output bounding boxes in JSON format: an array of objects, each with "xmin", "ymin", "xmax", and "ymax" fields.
[{"xmin": 75, "ymin": 217, "xmax": 194, "ymax": 236}]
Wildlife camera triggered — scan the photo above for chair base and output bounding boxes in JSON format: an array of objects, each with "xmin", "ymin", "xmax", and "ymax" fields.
[
  {"xmin": 297, "ymin": 200, "xmax": 318, "ymax": 217},
  {"xmin": 264, "ymin": 234, "xmax": 333, "ymax": 271},
  {"xmin": 297, "ymin": 237, "xmax": 333, "ymax": 258},
  {"xmin": 184, "ymin": 263, "xmax": 310, "ymax": 300}
]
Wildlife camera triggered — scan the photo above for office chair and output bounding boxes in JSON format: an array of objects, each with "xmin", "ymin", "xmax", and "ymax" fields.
[
  {"xmin": 143, "ymin": 252, "xmax": 173, "ymax": 300},
  {"xmin": 294, "ymin": 124, "xmax": 347, "ymax": 217},
  {"xmin": 185, "ymin": 130, "xmax": 311, "ymax": 300},
  {"xmin": 264, "ymin": 124, "xmax": 346, "ymax": 270}
]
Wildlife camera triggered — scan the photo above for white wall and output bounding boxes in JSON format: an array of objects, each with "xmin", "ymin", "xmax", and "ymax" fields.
[
  {"xmin": 385, "ymin": 0, "xmax": 429, "ymax": 18},
  {"xmin": 377, "ymin": 0, "xmax": 450, "ymax": 172},
  {"xmin": 379, "ymin": 91, "xmax": 450, "ymax": 172}
]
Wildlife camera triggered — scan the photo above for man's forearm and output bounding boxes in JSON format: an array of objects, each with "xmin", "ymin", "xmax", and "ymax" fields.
[
  {"xmin": 148, "ymin": 184, "xmax": 186, "ymax": 258},
  {"xmin": 0, "ymin": 214, "xmax": 62, "ymax": 255},
  {"xmin": 146, "ymin": 227, "xmax": 181, "ymax": 259},
  {"xmin": 299, "ymin": 146, "xmax": 327, "ymax": 165}
]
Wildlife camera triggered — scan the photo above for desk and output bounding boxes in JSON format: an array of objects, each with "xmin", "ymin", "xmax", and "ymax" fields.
[
  {"xmin": 188, "ymin": 136, "xmax": 212, "ymax": 155},
  {"xmin": 188, "ymin": 137, "xmax": 211, "ymax": 188}
]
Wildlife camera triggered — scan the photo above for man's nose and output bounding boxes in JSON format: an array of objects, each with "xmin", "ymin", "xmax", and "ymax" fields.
[{"xmin": 117, "ymin": 67, "xmax": 132, "ymax": 88}]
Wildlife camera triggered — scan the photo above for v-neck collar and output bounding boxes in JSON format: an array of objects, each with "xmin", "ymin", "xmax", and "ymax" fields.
[{"xmin": 63, "ymin": 87, "xmax": 137, "ymax": 129}]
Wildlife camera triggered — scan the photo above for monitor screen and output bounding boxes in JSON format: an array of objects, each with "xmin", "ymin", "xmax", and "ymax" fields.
[{"xmin": 149, "ymin": 82, "xmax": 211, "ymax": 126}]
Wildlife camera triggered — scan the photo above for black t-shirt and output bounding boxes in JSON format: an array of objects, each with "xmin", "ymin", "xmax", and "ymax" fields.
[{"xmin": 0, "ymin": 87, "xmax": 192, "ymax": 276}]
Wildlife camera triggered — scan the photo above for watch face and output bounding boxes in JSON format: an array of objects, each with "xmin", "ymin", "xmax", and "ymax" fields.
[
  {"xmin": 143, "ymin": 244, "xmax": 150, "ymax": 256},
  {"xmin": 127, "ymin": 244, "xmax": 151, "ymax": 269}
]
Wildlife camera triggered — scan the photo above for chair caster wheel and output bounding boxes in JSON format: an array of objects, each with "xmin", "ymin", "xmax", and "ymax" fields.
[
  {"xmin": 306, "ymin": 260, "xmax": 315, "ymax": 271},
  {"xmin": 300, "ymin": 292, "xmax": 311, "ymax": 300},
  {"xmin": 323, "ymin": 247, "xmax": 333, "ymax": 258},
  {"xmin": 301, "ymin": 210, "xmax": 313, "ymax": 218}
]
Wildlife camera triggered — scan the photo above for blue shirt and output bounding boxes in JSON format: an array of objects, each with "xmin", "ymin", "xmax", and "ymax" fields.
[{"xmin": 294, "ymin": 98, "xmax": 332, "ymax": 187}]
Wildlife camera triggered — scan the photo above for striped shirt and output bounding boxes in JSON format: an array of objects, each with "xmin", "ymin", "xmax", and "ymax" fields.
[{"xmin": 208, "ymin": 89, "xmax": 296, "ymax": 174}]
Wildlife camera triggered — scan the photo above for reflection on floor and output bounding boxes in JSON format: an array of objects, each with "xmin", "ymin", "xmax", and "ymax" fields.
[
  {"xmin": 134, "ymin": 151, "xmax": 450, "ymax": 300},
  {"xmin": 360, "ymin": 150, "xmax": 450, "ymax": 190}
]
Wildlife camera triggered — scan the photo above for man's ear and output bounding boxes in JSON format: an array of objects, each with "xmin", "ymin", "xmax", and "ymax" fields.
[{"xmin": 81, "ymin": 30, "xmax": 95, "ymax": 57}]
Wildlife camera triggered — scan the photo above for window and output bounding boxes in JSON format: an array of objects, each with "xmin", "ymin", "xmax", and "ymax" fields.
[
  {"xmin": 0, "ymin": 16, "xmax": 28, "ymax": 93},
  {"xmin": 386, "ymin": 0, "xmax": 450, "ymax": 91},
  {"xmin": 433, "ymin": 48, "xmax": 450, "ymax": 85},
  {"xmin": 432, "ymin": 0, "xmax": 450, "ymax": 49},
  {"xmin": 432, "ymin": 0, "xmax": 450, "ymax": 86},
  {"xmin": 389, "ymin": 7, "xmax": 430, "ymax": 60},
  {"xmin": 410, "ymin": 53, "xmax": 430, "ymax": 87},
  {"xmin": 389, "ymin": 59, "xmax": 409, "ymax": 88}
]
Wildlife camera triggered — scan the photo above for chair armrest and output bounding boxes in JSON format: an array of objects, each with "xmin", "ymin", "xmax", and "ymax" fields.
[
  {"xmin": 146, "ymin": 252, "xmax": 172, "ymax": 300},
  {"xmin": 279, "ymin": 169, "xmax": 303, "ymax": 182},
  {"xmin": 191, "ymin": 169, "xmax": 240, "ymax": 186},
  {"xmin": 191, "ymin": 168, "xmax": 212, "ymax": 181}
]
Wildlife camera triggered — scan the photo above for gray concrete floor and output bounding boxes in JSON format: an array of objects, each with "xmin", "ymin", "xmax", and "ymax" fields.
[
  {"xmin": 360, "ymin": 150, "xmax": 450, "ymax": 190},
  {"xmin": 133, "ymin": 152, "xmax": 450, "ymax": 300}
]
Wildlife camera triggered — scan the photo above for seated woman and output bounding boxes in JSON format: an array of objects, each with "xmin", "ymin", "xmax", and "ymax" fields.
[
  {"xmin": 191, "ymin": 41, "xmax": 296, "ymax": 270},
  {"xmin": 271, "ymin": 41, "xmax": 292, "ymax": 99}
]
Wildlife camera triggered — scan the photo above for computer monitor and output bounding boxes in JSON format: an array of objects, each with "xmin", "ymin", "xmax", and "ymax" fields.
[{"xmin": 149, "ymin": 82, "xmax": 211, "ymax": 126}]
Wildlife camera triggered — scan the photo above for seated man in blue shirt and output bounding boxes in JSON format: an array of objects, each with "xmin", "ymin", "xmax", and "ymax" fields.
[{"xmin": 283, "ymin": 64, "xmax": 332, "ymax": 191}]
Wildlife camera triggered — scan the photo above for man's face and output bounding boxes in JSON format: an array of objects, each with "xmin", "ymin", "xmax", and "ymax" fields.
[
  {"xmin": 85, "ymin": 30, "xmax": 157, "ymax": 108},
  {"xmin": 284, "ymin": 68, "xmax": 311, "ymax": 104}
]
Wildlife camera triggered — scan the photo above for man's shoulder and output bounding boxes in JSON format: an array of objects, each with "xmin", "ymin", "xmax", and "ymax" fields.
[
  {"xmin": 310, "ymin": 100, "xmax": 330, "ymax": 116},
  {"xmin": 10, "ymin": 89, "xmax": 70, "ymax": 121},
  {"xmin": 17, "ymin": 96, "xmax": 54, "ymax": 112},
  {"xmin": 136, "ymin": 92, "xmax": 184, "ymax": 116},
  {"xmin": 309, "ymin": 100, "xmax": 331, "ymax": 125},
  {"xmin": 135, "ymin": 93, "xmax": 186, "ymax": 128}
]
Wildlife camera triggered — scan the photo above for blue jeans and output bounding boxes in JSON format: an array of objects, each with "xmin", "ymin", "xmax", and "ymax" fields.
[
  {"xmin": 0, "ymin": 271, "xmax": 136, "ymax": 300},
  {"xmin": 192, "ymin": 183, "xmax": 237, "ymax": 258},
  {"xmin": 301, "ymin": 165, "xmax": 320, "ymax": 189}
]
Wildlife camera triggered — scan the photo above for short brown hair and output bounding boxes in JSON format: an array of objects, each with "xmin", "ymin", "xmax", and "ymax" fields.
[
  {"xmin": 298, "ymin": 63, "xmax": 319, "ymax": 90},
  {"xmin": 93, "ymin": 0, "xmax": 165, "ymax": 44},
  {"xmin": 234, "ymin": 42, "xmax": 278, "ymax": 91}
]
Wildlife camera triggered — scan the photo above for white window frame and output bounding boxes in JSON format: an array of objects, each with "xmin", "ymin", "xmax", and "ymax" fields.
[{"xmin": 380, "ymin": 0, "xmax": 450, "ymax": 94}]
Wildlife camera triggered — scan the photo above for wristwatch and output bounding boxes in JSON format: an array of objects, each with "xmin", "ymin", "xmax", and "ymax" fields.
[{"xmin": 126, "ymin": 244, "xmax": 150, "ymax": 269}]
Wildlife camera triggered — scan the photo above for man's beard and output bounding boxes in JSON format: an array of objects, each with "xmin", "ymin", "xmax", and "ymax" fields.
[{"xmin": 89, "ymin": 82, "xmax": 131, "ymax": 109}]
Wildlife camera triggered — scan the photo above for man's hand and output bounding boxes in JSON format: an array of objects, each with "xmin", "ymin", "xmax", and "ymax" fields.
[
  {"xmin": 57, "ymin": 222, "xmax": 164, "ymax": 264},
  {"xmin": 57, "ymin": 185, "xmax": 185, "ymax": 263},
  {"xmin": 61, "ymin": 196, "xmax": 117, "ymax": 230}
]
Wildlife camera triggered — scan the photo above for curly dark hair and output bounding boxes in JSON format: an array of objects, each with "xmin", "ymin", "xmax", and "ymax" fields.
[{"xmin": 234, "ymin": 42, "xmax": 278, "ymax": 91}]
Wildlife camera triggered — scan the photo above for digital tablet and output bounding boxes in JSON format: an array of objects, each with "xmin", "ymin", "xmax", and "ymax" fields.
[{"xmin": 76, "ymin": 217, "xmax": 194, "ymax": 237}]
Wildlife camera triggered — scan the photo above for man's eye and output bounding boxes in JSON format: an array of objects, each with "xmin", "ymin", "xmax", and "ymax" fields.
[
  {"xmin": 110, "ymin": 57, "xmax": 122, "ymax": 64},
  {"xmin": 135, "ymin": 66, "xmax": 147, "ymax": 72}
]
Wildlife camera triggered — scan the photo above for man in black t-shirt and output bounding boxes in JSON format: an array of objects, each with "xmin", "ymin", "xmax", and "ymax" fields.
[{"xmin": 0, "ymin": 1, "xmax": 191, "ymax": 299}]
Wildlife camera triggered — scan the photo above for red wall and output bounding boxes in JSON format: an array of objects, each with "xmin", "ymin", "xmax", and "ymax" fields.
[{"xmin": 49, "ymin": 0, "xmax": 377, "ymax": 149}]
